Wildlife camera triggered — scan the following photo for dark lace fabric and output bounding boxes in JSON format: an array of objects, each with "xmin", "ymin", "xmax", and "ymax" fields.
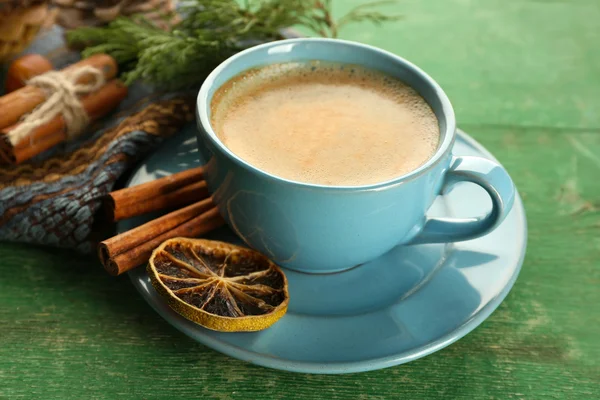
[{"xmin": 0, "ymin": 26, "xmax": 195, "ymax": 253}]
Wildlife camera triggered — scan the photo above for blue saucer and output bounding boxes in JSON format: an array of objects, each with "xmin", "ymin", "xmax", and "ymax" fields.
[{"xmin": 122, "ymin": 127, "xmax": 527, "ymax": 374}]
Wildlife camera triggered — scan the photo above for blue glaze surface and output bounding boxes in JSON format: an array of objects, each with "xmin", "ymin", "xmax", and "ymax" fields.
[
  {"xmin": 195, "ymin": 38, "xmax": 516, "ymax": 272},
  {"xmin": 124, "ymin": 126, "xmax": 527, "ymax": 374}
]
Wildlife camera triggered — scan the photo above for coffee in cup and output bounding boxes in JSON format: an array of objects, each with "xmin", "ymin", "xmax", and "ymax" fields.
[
  {"xmin": 210, "ymin": 61, "xmax": 439, "ymax": 186},
  {"xmin": 197, "ymin": 38, "xmax": 515, "ymax": 273}
]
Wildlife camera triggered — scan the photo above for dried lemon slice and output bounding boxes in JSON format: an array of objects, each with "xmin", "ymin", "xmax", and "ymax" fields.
[{"xmin": 147, "ymin": 238, "xmax": 289, "ymax": 332}]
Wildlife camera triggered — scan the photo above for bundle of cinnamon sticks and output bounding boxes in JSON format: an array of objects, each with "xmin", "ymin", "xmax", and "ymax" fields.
[
  {"xmin": 0, "ymin": 53, "xmax": 128, "ymax": 164},
  {"xmin": 99, "ymin": 166, "xmax": 225, "ymax": 276}
]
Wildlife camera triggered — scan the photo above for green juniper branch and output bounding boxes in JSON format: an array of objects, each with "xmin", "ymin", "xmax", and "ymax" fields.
[{"xmin": 67, "ymin": 0, "xmax": 400, "ymax": 90}]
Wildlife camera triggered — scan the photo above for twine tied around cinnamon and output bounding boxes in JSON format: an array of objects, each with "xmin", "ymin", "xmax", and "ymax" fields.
[{"xmin": 7, "ymin": 66, "xmax": 106, "ymax": 146}]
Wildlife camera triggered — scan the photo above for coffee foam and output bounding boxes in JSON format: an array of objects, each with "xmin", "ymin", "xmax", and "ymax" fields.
[{"xmin": 210, "ymin": 61, "xmax": 440, "ymax": 186}]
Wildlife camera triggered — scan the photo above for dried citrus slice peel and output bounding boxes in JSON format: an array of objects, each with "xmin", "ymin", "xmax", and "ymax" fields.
[{"xmin": 147, "ymin": 238, "xmax": 289, "ymax": 332}]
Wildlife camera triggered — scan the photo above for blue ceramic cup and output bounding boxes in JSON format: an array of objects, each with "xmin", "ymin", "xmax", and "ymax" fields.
[{"xmin": 196, "ymin": 38, "xmax": 516, "ymax": 273}]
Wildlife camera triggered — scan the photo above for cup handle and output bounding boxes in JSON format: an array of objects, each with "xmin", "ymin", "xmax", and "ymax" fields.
[{"xmin": 410, "ymin": 155, "xmax": 516, "ymax": 244}]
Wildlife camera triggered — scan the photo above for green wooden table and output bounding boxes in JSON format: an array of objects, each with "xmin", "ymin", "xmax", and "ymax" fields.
[{"xmin": 1, "ymin": 1, "xmax": 599, "ymax": 398}]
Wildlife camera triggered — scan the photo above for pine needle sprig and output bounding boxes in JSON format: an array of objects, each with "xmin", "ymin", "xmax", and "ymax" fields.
[
  {"xmin": 336, "ymin": 0, "xmax": 401, "ymax": 34},
  {"xmin": 67, "ymin": 0, "xmax": 401, "ymax": 90}
]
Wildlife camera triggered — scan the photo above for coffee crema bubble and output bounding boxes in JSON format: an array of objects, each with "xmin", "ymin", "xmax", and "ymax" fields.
[{"xmin": 210, "ymin": 61, "xmax": 440, "ymax": 186}]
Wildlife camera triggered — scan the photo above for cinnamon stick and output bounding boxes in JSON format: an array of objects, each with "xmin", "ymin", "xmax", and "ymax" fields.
[
  {"xmin": 99, "ymin": 198, "xmax": 225, "ymax": 276},
  {"xmin": 0, "ymin": 79, "xmax": 128, "ymax": 164},
  {"xmin": 0, "ymin": 54, "xmax": 118, "ymax": 130},
  {"xmin": 106, "ymin": 166, "xmax": 206, "ymax": 221},
  {"xmin": 109, "ymin": 180, "xmax": 209, "ymax": 222}
]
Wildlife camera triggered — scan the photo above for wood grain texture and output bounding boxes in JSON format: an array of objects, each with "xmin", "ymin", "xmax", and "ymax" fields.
[{"xmin": 1, "ymin": 0, "xmax": 600, "ymax": 398}]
